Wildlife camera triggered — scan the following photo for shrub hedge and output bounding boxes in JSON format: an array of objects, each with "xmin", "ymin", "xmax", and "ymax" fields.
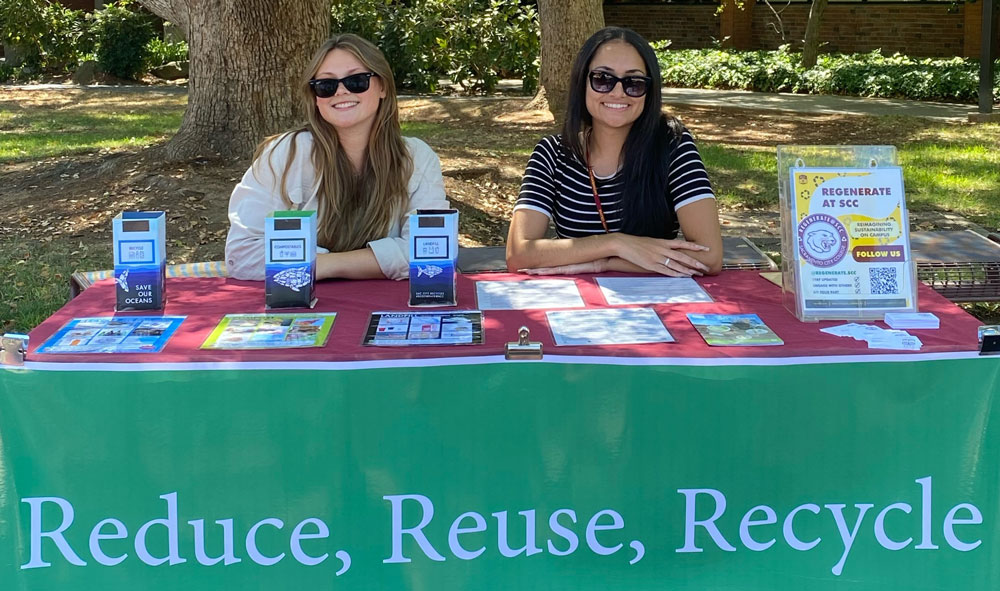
[
  {"xmin": 0, "ymin": 0, "xmax": 93, "ymax": 73},
  {"xmin": 145, "ymin": 37, "xmax": 188, "ymax": 69},
  {"xmin": 0, "ymin": 0, "xmax": 178, "ymax": 82},
  {"xmin": 331, "ymin": 0, "xmax": 539, "ymax": 94},
  {"xmin": 654, "ymin": 43, "xmax": 1000, "ymax": 104},
  {"xmin": 91, "ymin": 1, "xmax": 156, "ymax": 80}
]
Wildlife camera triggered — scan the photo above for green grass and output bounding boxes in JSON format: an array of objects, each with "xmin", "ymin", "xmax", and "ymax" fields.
[
  {"xmin": 0, "ymin": 91, "xmax": 185, "ymax": 162},
  {"xmin": 700, "ymin": 145, "xmax": 777, "ymax": 209},
  {"xmin": 0, "ymin": 239, "xmax": 111, "ymax": 333},
  {"xmin": 900, "ymin": 134, "xmax": 1000, "ymax": 229},
  {"xmin": 699, "ymin": 121, "xmax": 1000, "ymax": 229},
  {"xmin": 399, "ymin": 121, "xmax": 442, "ymax": 137}
]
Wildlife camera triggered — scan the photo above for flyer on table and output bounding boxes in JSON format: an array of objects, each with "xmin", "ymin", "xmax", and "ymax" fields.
[
  {"xmin": 201, "ymin": 314, "xmax": 336, "ymax": 349},
  {"xmin": 36, "ymin": 316, "xmax": 185, "ymax": 354},
  {"xmin": 790, "ymin": 166, "xmax": 915, "ymax": 313},
  {"xmin": 363, "ymin": 311, "xmax": 484, "ymax": 346},
  {"xmin": 687, "ymin": 314, "xmax": 783, "ymax": 347}
]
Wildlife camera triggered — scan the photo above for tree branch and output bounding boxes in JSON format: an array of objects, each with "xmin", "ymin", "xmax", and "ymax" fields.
[{"xmin": 137, "ymin": 0, "xmax": 189, "ymax": 37}]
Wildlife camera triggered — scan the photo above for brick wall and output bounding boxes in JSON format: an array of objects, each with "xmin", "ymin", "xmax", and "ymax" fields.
[
  {"xmin": 752, "ymin": 4, "xmax": 965, "ymax": 57},
  {"xmin": 964, "ymin": 1, "xmax": 1000, "ymax": 57},
  {"xmin": 603, "ymin": 4, "xmax": 720, "ymax": 48},
  {"xmin": 605, "ymin": 1, "xmax": 995, "ymax": 58}
]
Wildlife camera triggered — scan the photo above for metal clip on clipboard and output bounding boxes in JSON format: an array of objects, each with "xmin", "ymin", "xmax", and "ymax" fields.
[
  {"xmin": 505, "ymin": 326, "xmax": 542, "ymax": 360},
  {"xmin": 979, "ymin": 325, "xmax": 1000, "ymax": 356},
  {"xmin": 1, "ymin": 333, "xmax": 28, "ymax": 366}
]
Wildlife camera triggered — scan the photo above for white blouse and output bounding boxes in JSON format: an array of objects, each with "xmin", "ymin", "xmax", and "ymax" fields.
[{"xmin": 225, "ymin": 132, "xmax": 448, "ymax": 280}]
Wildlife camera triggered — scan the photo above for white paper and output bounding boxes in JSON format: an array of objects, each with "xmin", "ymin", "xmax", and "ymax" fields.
[
  {"xmin": 596, "ymin": 277, "xmax": 713, "ymax": 305},
  {"xmin": 821, "ymin": 322, "xmax": 922, "ymax": 350},
  {"xmin": 546, "ymin": 308, "xmax": 674, "ymax": 346},
  {"xmin": 867, "ymin": 334, "xmax": 923, "ymax": 351},
  {"xmin": 475, "ymin": 280, "xmax": 584, "ymax": 310},
  {"xmin": 820, "ymin": 323, "xmax": 863, "ymax": 338},
  {"xmin": 884, "ymin": 312, "xmax": 939, "ymax": 329}
]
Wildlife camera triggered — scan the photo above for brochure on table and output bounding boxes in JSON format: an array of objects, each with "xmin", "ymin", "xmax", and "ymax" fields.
[
  {"xmin": 777, "ymin": 146, "xmax": 918, "ymax": 322},
  {"xmin": 363, "ymin": 311, "xmax": 483, "ymax": 346},
  {"xmin": 37, "ymin": 316, "xmax": 184, "ymax": 354},
  {"xmin": 201, "ymin": 313, "xmax": 336, "ymax": 349},
  {"xmin": 687, "ymin": 314, "xmax": 783, "ymax": 346}
]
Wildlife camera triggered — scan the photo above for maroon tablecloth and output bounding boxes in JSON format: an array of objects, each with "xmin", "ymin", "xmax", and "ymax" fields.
[{"xmin": 26, "ymin": 270, "xmax": 982, "ymax": 364}]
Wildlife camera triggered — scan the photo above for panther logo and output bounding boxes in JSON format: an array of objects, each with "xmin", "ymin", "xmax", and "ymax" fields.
[
  {"xmin": 797, "ymin": 214, "xmax": 848, "ymax": 268},
  {"xmin": 806, "ymin": 229, "xmax": 837, "ymax": 254}
]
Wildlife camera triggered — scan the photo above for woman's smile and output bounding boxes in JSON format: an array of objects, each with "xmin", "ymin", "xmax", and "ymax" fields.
[{"xmin": 600, "ymin": 101, "xmax": 631, "ymax": 111}]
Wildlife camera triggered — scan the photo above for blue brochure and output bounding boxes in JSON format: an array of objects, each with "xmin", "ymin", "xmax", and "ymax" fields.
[{"xmin": 37, "ymin": 316, "xmax": 185, "ymax": 354}]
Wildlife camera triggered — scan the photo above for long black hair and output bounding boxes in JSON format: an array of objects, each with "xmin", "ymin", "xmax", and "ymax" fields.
[{"xmin": 562, "ymin": 27, "xmax": 684, "ymax": 239}]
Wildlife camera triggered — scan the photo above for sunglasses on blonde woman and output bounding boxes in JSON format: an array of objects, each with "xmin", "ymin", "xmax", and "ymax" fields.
[
  {"xmin": 309, "ymin": 72, "xmax": 377, "ymax": 98},
  {"xmin": 588, "ymin": 71, "xmax": 652, "ymax": 98}
]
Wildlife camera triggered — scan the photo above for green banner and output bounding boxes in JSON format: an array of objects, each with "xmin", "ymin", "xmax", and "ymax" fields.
[{"xmin": 1, "ymin": 357, "xmax": 998, "ymax": 590}]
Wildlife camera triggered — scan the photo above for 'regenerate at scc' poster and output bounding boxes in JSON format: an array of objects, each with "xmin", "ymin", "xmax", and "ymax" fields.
[{"xmin": 789, "ymin": 166, "xmax": 916, "ymax": 315}]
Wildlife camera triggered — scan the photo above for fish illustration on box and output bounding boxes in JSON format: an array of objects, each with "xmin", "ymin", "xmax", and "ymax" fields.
[
  {"xmin": 409, "ymin": 209, "xmax": 459, "ymax": 307},
  {"xmin": 272, "ymin": 266, "xmax": 312, "ymax": 292},
  {"xmin": 417, "ymin": 264, "xmax": 443, "ymax": 279}
]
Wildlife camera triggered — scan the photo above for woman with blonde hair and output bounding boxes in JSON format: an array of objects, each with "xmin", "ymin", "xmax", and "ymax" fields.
[{"xmin": 226, "ymin": 34, "xmax": 448, "ymax": 280}]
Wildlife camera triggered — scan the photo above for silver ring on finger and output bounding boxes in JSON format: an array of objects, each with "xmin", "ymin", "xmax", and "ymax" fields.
[{"xmin": 663, "ymin": 258, "xmax": 671, "ymax": 268}]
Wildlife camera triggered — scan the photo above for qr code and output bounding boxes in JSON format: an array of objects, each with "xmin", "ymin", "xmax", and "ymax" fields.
[{"xmin": 869, "ymin": 267, "xmax": 899, "ymax": 295}]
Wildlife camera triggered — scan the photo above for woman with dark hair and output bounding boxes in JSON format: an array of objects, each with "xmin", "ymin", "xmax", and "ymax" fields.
[
  {"xmin": 226, "ymin": 34, "xmax": 448, "ymax": 281},
  {"xmin": 506, "ymin": 27, "xmax": 722, "ymax": 276}
]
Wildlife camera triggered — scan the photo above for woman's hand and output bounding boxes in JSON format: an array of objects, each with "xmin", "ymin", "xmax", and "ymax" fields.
[
  {"xmin": 506, "ymin": 209, "xmax": 720, "ymax": 276},
  {"xmin": 612, "ymin": 234, "xmax": 712, "ymax": 277},
  {"xmin": 521, "ymin": 258, "xmax": 610, "ymax": 276}
]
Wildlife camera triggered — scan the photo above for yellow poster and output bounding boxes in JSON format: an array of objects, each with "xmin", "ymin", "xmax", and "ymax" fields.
[{"xmin": 789, "ymin": 167, "xmax": 915, "ymax": 313}]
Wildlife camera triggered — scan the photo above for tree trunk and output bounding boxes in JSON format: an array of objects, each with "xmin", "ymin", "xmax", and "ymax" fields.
[
  {"xmin": 800, "ymin": 0, "xmax": 828, "ymax": 69},
  {"xmin": 139, "ymin": 0, "xmax": 329, "ymax": 161},
  {"xmin": 534, "ymin": 0, "xmax": 604, "ymax": 122}
]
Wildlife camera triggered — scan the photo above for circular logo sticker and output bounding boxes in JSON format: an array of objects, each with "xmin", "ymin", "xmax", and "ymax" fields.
[{"xmin": 797, "ymin": 214, "xmax": 848, "ymax": 267}]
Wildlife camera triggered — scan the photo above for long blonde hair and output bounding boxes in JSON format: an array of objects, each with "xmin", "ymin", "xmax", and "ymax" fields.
[{"xmin": 255, "ymin": 34, "xmax": 412, "ymax": 252}]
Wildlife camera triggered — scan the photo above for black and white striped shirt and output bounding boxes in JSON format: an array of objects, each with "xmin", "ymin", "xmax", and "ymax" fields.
[{"xmin": 515, "ymin": 132, "xmax": 715, "ymax": 238}]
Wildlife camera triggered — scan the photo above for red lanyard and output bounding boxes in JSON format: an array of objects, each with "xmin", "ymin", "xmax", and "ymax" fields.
[{"xmin": 584, "ymin": 143, "xmax": 611, "ymax": 234}]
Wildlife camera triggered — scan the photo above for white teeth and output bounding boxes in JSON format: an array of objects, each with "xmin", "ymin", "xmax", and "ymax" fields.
[
  {"xmin": 604, "ymin": 103, "xmax": 628, "ymax": 109},
  {"xmin": 333, "ymin": 102, "xmax": 359, "ymax": 109}
]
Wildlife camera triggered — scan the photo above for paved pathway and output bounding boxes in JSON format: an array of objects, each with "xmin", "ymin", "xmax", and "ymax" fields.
[
  {"xmin": 4, "ymin": 81, "xmax": 983, "ymax": 121},
  {"xmin": 1, "ymin": 82, "xmax": 186, "ymax": 93},
  {"xmin": 661, "ymin": 87, "xmax": 979, "ymax": 122},
  {"xmin": 489, "ymin": 79, "xmax": 982, "ymax": 121}
]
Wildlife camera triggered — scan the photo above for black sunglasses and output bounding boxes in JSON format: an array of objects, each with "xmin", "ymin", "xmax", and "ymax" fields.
[
  {"xmin": 588, "ymin": 71, "xmax": 652, "ymax": 98},
  {"xmin": 309, "ymin": 72, "xmax": 377, "ymax": 98}
]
